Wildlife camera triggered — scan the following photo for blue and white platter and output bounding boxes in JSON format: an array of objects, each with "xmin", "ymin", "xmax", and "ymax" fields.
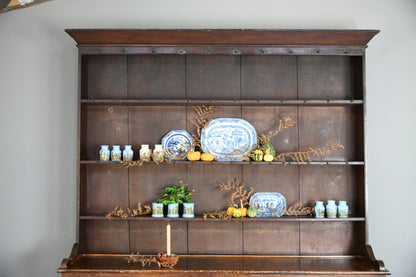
[
  {"xmin": 162, "ymin": 130, "xmax": 194, "ymax": 161},
  {"xmin": 249, "ymin": 192, "xmax": 286, "ymax": 218},
  {"xmin": 201, "ymin": 118, "xmax": 257, "ymax": 161}
]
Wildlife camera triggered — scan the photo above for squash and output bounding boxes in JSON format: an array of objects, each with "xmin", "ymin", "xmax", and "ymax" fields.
[
  {"xmin": 247, "ymin": 207, "xmax": 257, "ymax": 218},
  {"xmin": 263, "ymin": 154, "xmax": 274, "ymax": 162},
  {"xmin": 263, "ymin": 142, "xmax": 276, "ymax": 156},
  {"xmin": 239, "ymin": 207, "xmax": 247, "ymax": 217},
  {"xmin": 238, "ymin": 200, "xmax": 247, "ymax": 217},
  {"xmin": 232, "ymin": 209, "xmax": 241, "ymax": 218},
  {"xmin": 252, "ymin": 146, "xmax": 263, "ymax": 162},
  {"xmin": 201, "ymin": 152, "xmax": 214, "ymax": 161},
  {"xmin": 227, "ymin": 206, "xmax": 236, "ymax": 216},
  {"xmin": 187, "ymin": 151, "xmax": 201, "ymax": 161}
]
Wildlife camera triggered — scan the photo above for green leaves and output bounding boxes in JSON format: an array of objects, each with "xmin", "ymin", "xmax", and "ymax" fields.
[{"xmin": 157, "ymin": 181, "xmax": 197, "ymax": 205}]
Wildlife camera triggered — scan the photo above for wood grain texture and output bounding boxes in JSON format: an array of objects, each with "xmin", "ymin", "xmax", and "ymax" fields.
[
  {"xmin": 82, "ymin": 55, "xmax": 127, "ymax": 99},
  {"xmin": 186, "ymin": 55, "xmax": 240, "ymax": 100},
  {"xmin": 81, "ymin": 105, "xmax": 128, "ymax": 160},
  {"xmin": 128, "ymin": 55, "xmax": 185, "ymax": 99},
  {"xmin": 66, "ymin": 29, "xmax": 379, "ymax": 46},
  {"xmin": 79, "ymin": 220, "xmax": 129, "ymax": 254},
  {"xmin": 130, "ymin": 221, "xmax": 188, "ymax": 255},
  {"xmin": 241, "ymin": 56, "xmax": 297, "ymax": 100},
  {"xmin": 58, "ymin": 254, "xmax": 389, "ymax": 276}
]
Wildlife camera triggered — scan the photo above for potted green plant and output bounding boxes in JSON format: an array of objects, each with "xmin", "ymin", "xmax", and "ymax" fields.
[{"xmin": 157, "ymin": 181, "xmax": 196, "ymax": 218}]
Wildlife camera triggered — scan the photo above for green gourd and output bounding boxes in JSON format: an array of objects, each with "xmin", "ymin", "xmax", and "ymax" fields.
[
  {"xmin": 263, "ymin": 142, "xmax": 276, "ymax": 156},
  {"xmin": 247, "ymin": 207, "xmax": 257, "ymax": 218},
  {"xmin": 252, "ymin": 146, "xmax": 263, "ymax": 162},
  {"xmin": 232, "ymin": 209, "xmax": 241, "ymax": 218}
]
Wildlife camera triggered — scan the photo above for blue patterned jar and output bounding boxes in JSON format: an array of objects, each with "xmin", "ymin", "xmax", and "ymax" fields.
[
  {"xmin": 337, "ymin": 201, "xmax": 349, "ymax": 218},
  {"xmin": 314, "ymin": 201, "xmax": 325, "ymax": 218},
  {"xmin": 326, "ymin": 200, "xmax": 337, "ymax": 218}
]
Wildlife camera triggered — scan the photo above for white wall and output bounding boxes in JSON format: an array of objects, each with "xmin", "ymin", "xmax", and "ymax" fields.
[{"xmin": 0, "ymin": 0, "xmax": 415, "ymax": 276}]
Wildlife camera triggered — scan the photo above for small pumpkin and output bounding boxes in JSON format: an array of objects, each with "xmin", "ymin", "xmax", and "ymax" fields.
[
  {"xmin": 227, "ymin": 206, "xmax": 236, "ymax": 216},
  {"xmin": 201, "ymin": 152, "xmax": 214, "ymax": 161},
  {"xmin": 252, "ymin": 146, "xmax": 263, "ymax": 162},
  {"xmin": 187, "ymin": 151, "xmax": 201, "ymax": 161},
  {"xmin": 247, "ymin": 206, "xmax": 257, "ymax": 218},
  {"xmin": 263, "ymin": 154, "xmax": 274, "ymax": 162},
  {"xmin": 239, "ymin": 199, "xmax": 247, "ymax": 217},
  {"xmin": 232, "ymin": 209, "xmax": 241, "ymax": 218}
]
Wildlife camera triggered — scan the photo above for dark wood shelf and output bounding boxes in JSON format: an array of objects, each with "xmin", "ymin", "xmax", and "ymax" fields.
[
  {"xmin": 80, "ymin": 160, "xmax": 365, "ymax": 166},
  {"xmin": 58, "ymin": 253, "xmax": 388, "ymax": 275},
  {"xmin": 80, "ymin": 99, "xmax": 364, "ymax": 106},
  {"xmin": 79, "ymin": 214, "xmax": 365, "ymax": 222}
]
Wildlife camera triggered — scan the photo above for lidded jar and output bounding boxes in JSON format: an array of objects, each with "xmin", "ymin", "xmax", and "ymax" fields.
[
  {"xmin": 337, "ymin": 201, "xmax": 349, "ymax": 218},
  {"xmin": 314, "ymin": 201, "xmax": 325, "ymax": 218},
  {"xmin": 326, "ymin": 200, "xmax": 337, "ymax": 218},
  {"xmin": 153, "ymin": 144, "xmax": 164, "ymax": 162},
  {"xmin": 140, "ymin": 144, "xmax": 152, "ymax": 161},
  {"xmin": 99, "ymin": 145, "xmax": 110, "ymax": 161},
  {"xmin": 111, "ymin": 145, "xmax": 122, "ymax": 161},
  {"xmin": 123, "ymin": 145, "xmax": 133, "ymax": 161}
]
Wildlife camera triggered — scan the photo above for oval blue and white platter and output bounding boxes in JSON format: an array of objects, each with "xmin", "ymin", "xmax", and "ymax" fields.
[
  {"xmin": 249, "ymin": 192, "xmax": 286, "ymax": 218},
  {"xmin": 162, "ymin": 130, "xmax": 194, "ymax": 161},
  {"xmin": 201, "ymin": 118, "xmax": 257, "ymax": 161}
]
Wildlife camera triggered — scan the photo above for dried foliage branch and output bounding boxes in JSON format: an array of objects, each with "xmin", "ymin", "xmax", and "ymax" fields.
[
  {"xmin": 191, "ymin": 105, "xmax": 217, "ymax": 149},
  {"xmin": 106, "ymin": 203, "xmax": 152, "ymax": 220},
  {"xmin": 203, "ymin": 210, "xmax": 232, "ymax": 220},
  {"xmin": 217, "ymin": 177, "xmax": 255, "ymax": 207},
  {"xmin": 127, "ymin": 203, "xmax": 152, "ymax": 217},
  {"xmin": 284, "ymin": 201, "xmax": 313, "ymax": 216},
  {"xmin": 106, "ymin": 206, "xmax": 129, "ymax": 220},
  {"xmin": 258, "ymin": 113, "xmax": 297, "ymax": 146},
  {"xmin": 222, "ymin": 147, "xmax": 252, "ymax": 162},
  {"xmin": 275, "ymin": 141, "xmax": 344, "ymax": 164},
  {"xmin": 125, "ymin": 252, "xmax": 177, "ymax": 268}
]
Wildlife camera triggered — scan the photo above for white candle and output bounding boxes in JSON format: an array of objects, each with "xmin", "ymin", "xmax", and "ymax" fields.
[{"xmin": 167, "ymin": 223, "xmax": 171, "ymax": 256}]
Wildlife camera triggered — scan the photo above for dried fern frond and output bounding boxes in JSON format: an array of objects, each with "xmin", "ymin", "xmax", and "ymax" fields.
[
  {"xmin": 127, "ymin": 202, "xmax": 152, "ymax": 217},
  {"xmin": 119, "ymin": 160, "xmax": 144, "ymax": 168},
  {"xmin": 106, "ymin": 206, "xmax": 129, "ymax": 220},
  {"xmin": 125, "ymin": 252, "xmax": 163, "ymax": 267},
  {"xmin": 258, "ymin": 113, "xmax": 297, "ymax": 146},
  {"xmin": 217, "ymin": 177, "xmax": 255, "ymax": 207},
  {"xmin": 284, "ymin": 201, "xmax": 313, "ymax": 216},
  {"xmin": 191, "ymin": 105, "xmax": 217, "ymax": 149},
  {"xmin": 203, "ymin": 210, "xmax": 231, "ymax": 220},
  {"xmin": 275, "ymin": 141, "xmax": 344, "ymax": 164}
]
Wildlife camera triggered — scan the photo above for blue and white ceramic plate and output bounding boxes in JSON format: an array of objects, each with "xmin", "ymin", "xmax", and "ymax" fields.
[
  {"xmin": 249, "ymin": 192, "xmax": 286, "ymax": 218},
  {"xmin": 201, "ymin": 118, "xmax": 257, "ymax": 161},
  {"xmin": 162, "ymin": 130, "xmax": 194, "ymax": 160}
]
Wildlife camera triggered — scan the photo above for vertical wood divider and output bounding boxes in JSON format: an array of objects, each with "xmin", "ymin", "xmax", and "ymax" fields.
[{"xmin": 296, "ymin": 56, "xmax": 302, "ymax": 255}]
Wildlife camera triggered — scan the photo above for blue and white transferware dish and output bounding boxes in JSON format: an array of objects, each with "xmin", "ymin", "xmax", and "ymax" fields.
[
  {"xmin": 201, "ymin": 118, "xmax": 257, "ymax": 161},
  {"xmin": 162, "ymin": 130, "xmax": 194, "ymax": 160},
  {"xmin": 249, "ymin": 192, "xmax": 286, "ymax": 218}
]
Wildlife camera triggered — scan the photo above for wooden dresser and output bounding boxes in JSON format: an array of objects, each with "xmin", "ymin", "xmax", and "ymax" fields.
[{"xmin": 58, "ymin": 29, "xmax": 390, "ymax": 276}]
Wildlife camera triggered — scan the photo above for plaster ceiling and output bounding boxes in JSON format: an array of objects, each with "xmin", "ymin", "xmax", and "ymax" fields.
[{"xmin": 0, "ymin": 0, "xmax": 51, "ymax": 14}]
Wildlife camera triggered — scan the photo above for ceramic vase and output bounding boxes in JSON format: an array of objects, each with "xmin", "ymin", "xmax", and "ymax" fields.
[
  {"xmin": 140, "ymin": 144, "xmax": 152, "ymax": 161},
  {"xmin": 183, "ymin": 203, "xmax": 195, "ymax": 218},
  {"xmin": 99, "ymin": 145, "xmax": 110, "ymax": 161},
  {"xmin": 152, "ymin": 202, "xmax": 164, "ymax": 218},
  {"xmin": 111, "ymin": 145, "xmax": 121, "ymax": 161},
  {"xmin": 123, "ymin": 145, "xmax": 133, "ymax": 161},
  {"xmin": 314, "ymin": 201, "xmax": 325, "ymax": 218},
  {"xmin": 153, "ymin": 144, "xmax": 164, "ymax": 162},
  {"xmin": 167, "ymin": 203, "xmax": 179, "ymax": 218},
  {"xmin": 338, "ymin": 201, "xmax": 349, "ymax": 218},
  {"xmin": 326, "ymin": 200, "xmax": 337, "ymax": 218}
]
